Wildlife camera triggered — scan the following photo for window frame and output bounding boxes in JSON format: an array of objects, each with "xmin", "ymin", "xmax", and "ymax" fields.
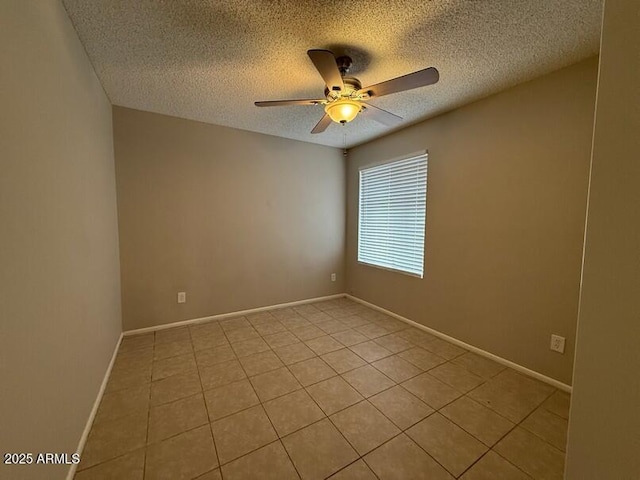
[{"xmin": 357, "ymin": 150, "xmax": 428, "ymax": 278}]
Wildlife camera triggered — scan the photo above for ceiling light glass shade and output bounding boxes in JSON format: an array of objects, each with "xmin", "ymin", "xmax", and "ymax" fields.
[{"xmin": 325, "ymin": 99, "xmax": 361, "ymax": 124}]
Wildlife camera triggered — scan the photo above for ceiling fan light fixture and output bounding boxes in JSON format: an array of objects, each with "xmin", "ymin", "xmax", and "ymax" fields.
[{"xmin": 325, "ymin": 99, "xmax": 361, "ymax": 124}]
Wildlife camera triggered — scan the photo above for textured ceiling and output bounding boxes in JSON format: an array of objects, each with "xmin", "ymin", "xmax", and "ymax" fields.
[{"xmin": 62, "ymin": 0, "xmax": 603, "ymax": 148}]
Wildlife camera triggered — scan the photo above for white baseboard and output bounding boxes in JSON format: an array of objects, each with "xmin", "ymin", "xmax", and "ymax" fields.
[
  {"xmin": 123, "ymin": 294, "xmax": 345, "ymax": 336},
  {"xmin": 123, "ymin": 291, "xmax": 570, "ymax": 390},
  {"xmin": 66, "ymin": 333, "xmax": 123, "ymax": 480},
  {"xmin": 346, "ymin": 294, "xmax": 572, "ymax": 393}
]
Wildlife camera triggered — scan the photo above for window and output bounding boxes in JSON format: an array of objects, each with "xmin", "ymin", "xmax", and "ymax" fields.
[{"xmin": 358, "ymin": 152, "xmax": 428, "ymax": 277}]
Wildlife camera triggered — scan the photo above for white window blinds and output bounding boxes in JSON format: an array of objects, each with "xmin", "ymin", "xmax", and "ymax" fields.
[{"xmin": 358, "ymin": 153, "xmax": 427, "ymax": 277}]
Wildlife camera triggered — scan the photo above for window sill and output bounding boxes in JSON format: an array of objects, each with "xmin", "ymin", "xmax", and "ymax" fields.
[{"xmin": 357, "ymin": 260, "xmax": 423, "ymax": 279}]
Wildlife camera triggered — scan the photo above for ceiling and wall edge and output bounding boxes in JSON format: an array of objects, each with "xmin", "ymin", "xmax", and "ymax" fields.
[{"xmin": 62, "ymin": 0, "xmax": 603, "ymax": 148}]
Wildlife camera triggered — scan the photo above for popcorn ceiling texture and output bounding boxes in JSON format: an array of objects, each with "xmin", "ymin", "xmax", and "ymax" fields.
[{"xmin": 62, "ymin": 0, "xmax": 602, "ymax": 148}]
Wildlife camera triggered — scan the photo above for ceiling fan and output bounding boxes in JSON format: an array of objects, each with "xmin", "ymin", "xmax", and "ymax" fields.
[{"xmin": 255, "ymin": 49, "xmax": 439, "ymax": 134}]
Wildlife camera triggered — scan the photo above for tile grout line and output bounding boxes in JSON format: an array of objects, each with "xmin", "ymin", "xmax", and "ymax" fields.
[
  {"xmin": 402, "ymin": 422, "xmax": 472, "ymax": 479},
  {"xmin": 283, "ymin": 364, "xmax": 367, "ymax": 478},
  {"xmin": 80, "ymin": 302, "xmax": 338, "ymax": 474},
  {"xmin": 194, "ymin": 316, "xmax": 465, "ymax": 433},
  {"xmin": 327, "ymin": 457, "xmax": 382, "ymax": 480},
  {"xmin": 445, "ymin": 392, "xmax": 516, "ymax": 480},
  {"xmin": 218, "ymin": 325, "xmax": 300, "ymax": 474},
  {"xmin": 391, "ymin": 393, "xmax": 468, "ymax": 478},
  {"xmin": 317, "ymin": 305, "xmax": 555, "ymax": 477},
  {"xmin": 456, "ymin": 449, "xmax": 504, "ymax": 479},
  {"xmin": 362, "ymin": 429, "xmax": 449, "ymax": 478},
  {"xmin": 217, "ymin": 321, "xmax": 304, "ymax": 478},
  {"xmin": 190, "ymin": 325, "xmax": 223, "ymax": 477},
  {"xmin": 514, "ymin": 389, "xmax": 568, "ymax": 454},
  {"xmin": 250, "ymin": 301, "xmax": 553, "ymax": 475},
  {"xmin": 92, "ymin": 299, "xmax": 568, "ymax": 478},
  {"xmin": 210, "ymin": 323, "xmax": 248, "ymax": 474},
  {"xmin": 470, "ymin": 386, "xmax": 563, "ymax": 479},
  {"xmin": 326, "ymin": 397, "xmax": 399, "ymax": 463},
  {"xmin": 282, "ymin": 318, "xmax": 443, "ymax": 477},
  {"xmin": 438, "ymin": 392, "xmax": 517, "ymax": 447},
  {"xmin": 490, "ymin": 448, "xmax": 538, "ymax": 479},
  {"xmin": 142, "ymin": 331, "xmax": 155, "ymax": 480},
  {"xmin": 88, "ymin": 371, "xmax": 533, "ymax": 478},
  {"xmin": 240, "ymin": 367, "xmax": 304, "ymax": 479},
  {"xmin": 280, "ymin": 303, "xmax": 377, "ymax": 478}
]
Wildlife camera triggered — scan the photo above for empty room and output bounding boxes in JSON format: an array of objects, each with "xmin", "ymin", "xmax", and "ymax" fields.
[{"xmin": 1, "ymin": 1, "xmax": 638, "ymax": 480}]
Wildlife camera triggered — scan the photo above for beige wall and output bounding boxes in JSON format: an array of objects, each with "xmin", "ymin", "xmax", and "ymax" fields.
[
  {"xmin": 113, "ymin": 107, "xmax": 345, "ymax": 331},
  {"xmin": 0, "ymin": 2, "xmax": 122, "ymax": 480},
  {"xmin": 346, "ymin": 57, "xmax": 598, "ymax": 384},
  {"xmin": 566, "ymin": 0, "xmax": 640, "ymax": 477}
]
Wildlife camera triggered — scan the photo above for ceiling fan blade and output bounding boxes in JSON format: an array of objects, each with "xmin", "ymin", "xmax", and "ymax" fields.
[
  {"xmin": 308, "ymin": 49, "xmax": 344, "ymax": 92},
  {"xmin": 360, "ymin": 103, "xmax": 403, "ymax": 126},
  {"xmin": 311, "ymin": 113, "xmax": 332, "ymax": 134},
  {"xmin": 359, "ymin": 67, "xmax": 439, "ymax": 98},
  {"xmin": 255, "ymin": 99, "xmax": 325, "ymax": 107}
]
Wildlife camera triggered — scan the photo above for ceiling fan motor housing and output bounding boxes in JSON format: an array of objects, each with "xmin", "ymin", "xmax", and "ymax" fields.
[{"xmin": 325, "ymin": 77, "xmax": 362, "ymax": 101}]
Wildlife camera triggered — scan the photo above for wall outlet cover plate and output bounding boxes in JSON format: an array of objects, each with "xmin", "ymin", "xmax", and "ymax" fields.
[{"xmin": 550, "ymin": 334, "xmax": 566, "ymax": 353}]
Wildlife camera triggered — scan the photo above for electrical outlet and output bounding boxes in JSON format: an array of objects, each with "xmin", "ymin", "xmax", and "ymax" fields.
[
  {"xmin": 331, "ymin": 273, "xmax": 336, "ymax": 282},
  {"xmin": 177, "ymin": 292, "xmax": 186, "ymax": 304},
  {"xmin": 550, "ymin": 334, "xmax": 565, "ymax": 353}
]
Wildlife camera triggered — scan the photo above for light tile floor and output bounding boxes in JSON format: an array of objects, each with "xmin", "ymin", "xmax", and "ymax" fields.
[{"xmin": 75, "ymin": 298, "xmax": 570, "ymax": 480}]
